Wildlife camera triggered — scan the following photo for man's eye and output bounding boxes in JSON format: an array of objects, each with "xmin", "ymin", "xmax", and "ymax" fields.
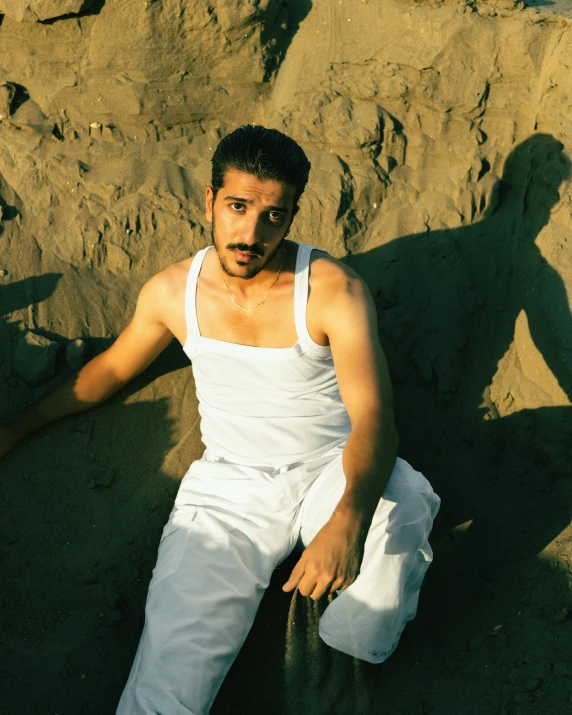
[
  {"xmin": 230, "ymin": 203, "xmax": 245, "ymax": 211},
  {"xmin": 269, "ymin": 211, "xmax": 284, "ymax": 222}
]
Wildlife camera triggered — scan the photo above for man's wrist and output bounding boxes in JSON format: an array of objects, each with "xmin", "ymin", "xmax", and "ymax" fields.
[{"xmin": 332, "ymin": 497, "xmax": 376, "ymax": 528}]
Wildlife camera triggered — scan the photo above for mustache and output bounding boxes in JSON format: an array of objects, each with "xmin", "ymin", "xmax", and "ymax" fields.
[{"xmin": 226, "ymin": 243, "xmax": 264, "ymax": 257}]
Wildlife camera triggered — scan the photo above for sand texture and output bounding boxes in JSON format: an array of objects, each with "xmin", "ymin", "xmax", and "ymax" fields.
[{"xmin": 1, "ymin": 0, "xmax": 572, "ymax": 713}]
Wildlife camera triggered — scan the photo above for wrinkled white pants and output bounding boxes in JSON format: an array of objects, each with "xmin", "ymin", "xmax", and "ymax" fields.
[{"xmin": 117, "ymin": 444, "xmax": 440, "ymax": 715}]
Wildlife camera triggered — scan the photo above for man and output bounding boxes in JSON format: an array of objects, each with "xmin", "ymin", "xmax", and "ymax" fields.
[{"xmin": 0, "ymin": 125, "xmax": 440, "ymax": 714}]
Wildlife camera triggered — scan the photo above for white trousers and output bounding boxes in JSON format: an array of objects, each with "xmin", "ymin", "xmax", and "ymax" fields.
[{"xmin": 116, "ymin": 444, "xmax": 440, "ymax": 715}]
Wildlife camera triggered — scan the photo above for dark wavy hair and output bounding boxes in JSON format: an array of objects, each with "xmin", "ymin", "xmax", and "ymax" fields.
[{"xmin": 211, "ymin": 125, "xmax": 311, "ymax": 207}]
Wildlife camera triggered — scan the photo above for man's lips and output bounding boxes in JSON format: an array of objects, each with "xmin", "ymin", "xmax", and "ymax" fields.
[{"xmin": 233, "ymin": 250, "xmax": 259, "ymax": 262}]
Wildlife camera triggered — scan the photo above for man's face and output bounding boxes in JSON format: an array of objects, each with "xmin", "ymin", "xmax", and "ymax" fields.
[{"xmin": 205, "ymin": 169, "xmax": 298, "ymax": 280}]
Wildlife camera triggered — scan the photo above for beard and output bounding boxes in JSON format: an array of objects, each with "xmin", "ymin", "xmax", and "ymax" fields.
[{"xmin": 211, "ymin": 218, "xmax": 285, "ymax": 280}]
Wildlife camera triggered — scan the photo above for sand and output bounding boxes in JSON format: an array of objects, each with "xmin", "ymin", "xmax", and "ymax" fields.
[{"xmin": 1, "ymin": 0, "xmax": 572, "ymax": 713}]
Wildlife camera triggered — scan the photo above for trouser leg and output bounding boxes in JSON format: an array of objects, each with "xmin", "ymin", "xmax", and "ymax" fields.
[
  {"xmin": 294, "ymin": 455, "xmax": 440, "ymax": 664},
  {"xmin": 116, "ymin": 458, "xmax": 294, "ymax": 715}
]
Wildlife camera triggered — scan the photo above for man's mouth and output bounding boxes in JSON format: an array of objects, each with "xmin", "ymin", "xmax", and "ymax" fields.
[{"xmin": 234, "ymin": 250, "xmax": 259, "ymax": 262}]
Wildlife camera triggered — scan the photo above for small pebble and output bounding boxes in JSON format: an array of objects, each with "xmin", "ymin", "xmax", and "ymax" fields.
[
  {"xmin": 14, "ymin": 331, "xmax": 59, "ymax": 386},
  {"xmin": 95, "ymin": 469, "xmax": 114, "ymax": 488}
]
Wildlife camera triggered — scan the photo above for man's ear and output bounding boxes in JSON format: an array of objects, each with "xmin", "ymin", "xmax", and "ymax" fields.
[{"xmin": 205, "ymin": 186, "xmax": 214, "ymax": 223}]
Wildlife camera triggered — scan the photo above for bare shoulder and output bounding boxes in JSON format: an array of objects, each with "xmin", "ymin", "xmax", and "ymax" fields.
[
  {"xmin": 308, "ymin": 250, "xmax": 371, "ymax": 304},
  {"xmin": 306, "ymin": 249, "xmax": 375, "ymax": 345},
  {"xmin": 139, "ymin": 255, "xmax": 194, "ymax": 309}
]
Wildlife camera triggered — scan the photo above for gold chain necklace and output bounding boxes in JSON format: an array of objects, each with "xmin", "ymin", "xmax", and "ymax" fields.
[{"xmin": 222, "ymin": 244, "xmax": 287, "ymax": 312}]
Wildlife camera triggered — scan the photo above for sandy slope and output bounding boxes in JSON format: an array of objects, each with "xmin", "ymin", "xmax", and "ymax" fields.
[{"xmin": 1, "ymin": 1, "xmax": 571, "ymax": 713}]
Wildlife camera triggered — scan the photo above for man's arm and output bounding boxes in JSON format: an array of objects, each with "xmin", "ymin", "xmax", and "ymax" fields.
[
  {"xmin": 283, "ymin": 260, "xmax": 398, "ymax": 600},
  {"xmin": 326, "ymin": 268, "xmax": 398, "ymax": 522},
  {"xmin": 0, "ymin": 270, "xmax": 176, "ymax": 460}
]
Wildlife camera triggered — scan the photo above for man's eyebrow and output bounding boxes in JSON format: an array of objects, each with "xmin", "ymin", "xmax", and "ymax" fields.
[{"xmin": 224, "ymin": 195, "xmax": 289, "ymax": 212}]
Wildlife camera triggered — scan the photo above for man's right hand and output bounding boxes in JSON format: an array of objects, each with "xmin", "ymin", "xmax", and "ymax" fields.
[{"xmin": 0, "ymin": 421, "xmax": 21, "ymax": 461}]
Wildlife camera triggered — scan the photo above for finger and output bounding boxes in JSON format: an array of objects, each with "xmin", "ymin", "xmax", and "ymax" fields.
[
  {"xmin": 282, "ymin": 558, "xmax": 306, "ymax": 592},
  {"xmin": 310, "ymin": 580, "xmax": 331, "ymax": 601},
  {"xmin": 329, "ymin": 577, "xmax": 346, "ymax": 594},
  {"xmin": 297, "ymin": 574, "xmax": 319, "ymax": 598}
]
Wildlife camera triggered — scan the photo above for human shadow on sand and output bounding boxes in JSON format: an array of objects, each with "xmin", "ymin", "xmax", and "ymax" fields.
[{"xmin": 340, "ymin": 133, "xmax": 572, "ymax": 707}]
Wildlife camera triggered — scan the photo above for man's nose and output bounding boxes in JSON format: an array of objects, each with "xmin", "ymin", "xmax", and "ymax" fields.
[{"xmin": 240, "ymin": 214, "xmax": 265, "ymax": 245}]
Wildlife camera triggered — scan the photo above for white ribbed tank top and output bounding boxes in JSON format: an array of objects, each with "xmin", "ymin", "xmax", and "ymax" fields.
[{"xmin": 183, "ymin": 242, "xmax": 351, "ymax": 465}]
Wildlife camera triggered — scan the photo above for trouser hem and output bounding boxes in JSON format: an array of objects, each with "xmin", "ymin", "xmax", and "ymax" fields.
[{"xmin": 318, "ymin": 625, "xmax": 400, "ymax": 665}]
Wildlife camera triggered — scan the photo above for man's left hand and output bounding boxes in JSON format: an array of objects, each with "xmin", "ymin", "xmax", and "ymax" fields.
[{"xmin": 282, "ymin": 510, "xmax": 369, "ymax": 600}]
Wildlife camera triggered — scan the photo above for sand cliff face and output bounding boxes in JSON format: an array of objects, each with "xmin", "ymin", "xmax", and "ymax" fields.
[{"xmin": 1, "ymin": 1, "xmax": 572, "ymax": 714}]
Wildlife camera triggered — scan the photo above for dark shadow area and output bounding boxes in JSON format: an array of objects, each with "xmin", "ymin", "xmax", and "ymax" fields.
[
  {"xmin": 343, "ymin": 133, "xmax": 572, "ymax": 708},
  {"xmin": 261, "ymin": 0, "xmax": 312, "ymax": 81},
  {"xmin": 1, "ymin": 396, "xmax": 183, "ymax": 714},
  {"xmin": 0, "ymin": 274, "xmax": 62, "ymax": 317},
  {"xmin": 0, "ymin": 170, "xmax": 23, "ymax": 225},
  {"xmin": 39, "ymin": 0, "xmax": 106, "ymax": 25},
  {"xmin": 0, "ymin": 271, "xmax": 198, "ymax": 713},
  {"xmin": 6, "ymin": 82, "xmax": 31, "ymax": 116},
  {"xmin": 0, "ymin": 195, "xmax": 19, "ymax": 221}
]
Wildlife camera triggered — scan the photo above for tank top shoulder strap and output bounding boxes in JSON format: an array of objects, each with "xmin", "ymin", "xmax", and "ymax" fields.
[
  {"xmin": 294, "ymin": 242, "xmax": 332, "ymax": 358},
  {"xmin": 183, "ymin": 246, "xmax": 211, "ymax": 357}
]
